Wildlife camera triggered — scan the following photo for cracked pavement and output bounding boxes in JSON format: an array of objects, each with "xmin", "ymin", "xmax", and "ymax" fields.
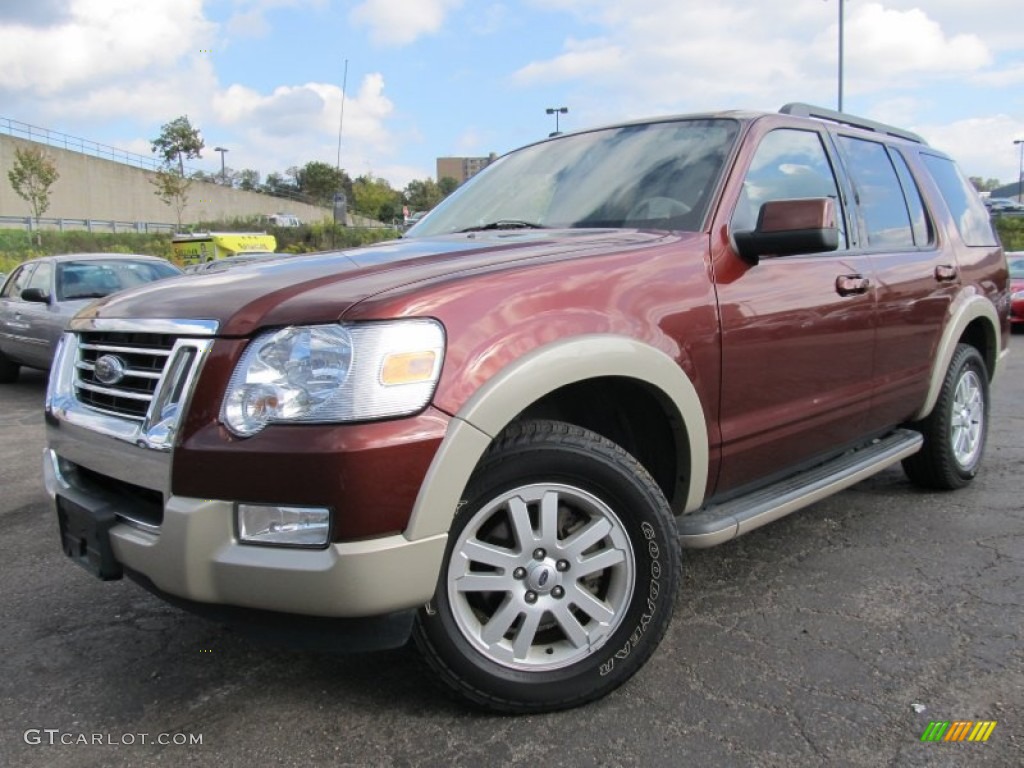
[{"xmin": 1, "ymin": 336, "xmax": 1021, "ymax": 767}]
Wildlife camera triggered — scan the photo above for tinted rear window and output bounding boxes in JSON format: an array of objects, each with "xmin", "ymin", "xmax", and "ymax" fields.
[{"xmin": 919, "ymin": 154, "xmax": 997, "ymax": 247}]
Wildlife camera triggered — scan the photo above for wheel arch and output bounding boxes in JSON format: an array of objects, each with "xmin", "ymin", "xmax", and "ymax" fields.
[
  {"xmin": 913, "ymin": 293, "xmax": 1002, "ymax": 421},
  {"xmin": 404, "ymin": 335, "xmax": 709, "ymax": 540}
]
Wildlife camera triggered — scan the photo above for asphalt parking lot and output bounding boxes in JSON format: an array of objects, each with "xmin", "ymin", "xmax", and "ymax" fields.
[{"xmin": 1, "ymin": 337, "xmax": 1021, "ymax": 767}]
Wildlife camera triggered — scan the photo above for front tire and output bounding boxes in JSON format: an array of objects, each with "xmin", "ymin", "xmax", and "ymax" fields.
[
  {"xmin": 903, "ymin": 344, "xmax": 989, "ymax": 490},
  {"xmin": 413, "ymin": 420, "xmax": 680, "ymax": 713},
  {"xmin": 0, "ymin": 350, "xmax": 20, "ymax": 384}
]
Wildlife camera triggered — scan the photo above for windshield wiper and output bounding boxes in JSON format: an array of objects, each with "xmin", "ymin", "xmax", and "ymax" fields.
[{"xmin": 458, "ymin": 220, "xmax": 547, "ymax": 233}]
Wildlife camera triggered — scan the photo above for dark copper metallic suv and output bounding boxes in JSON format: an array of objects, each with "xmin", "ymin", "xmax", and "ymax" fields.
[{"xmin": 43, "ymin": 104, "xmax": 1009, "ymax": 712}]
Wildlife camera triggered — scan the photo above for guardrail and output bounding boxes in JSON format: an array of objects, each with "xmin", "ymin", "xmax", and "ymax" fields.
[
  {"xmin": 0, "ymin": 215, "xmax": 175, "ymax": 234},
  {"xmin": 1, "ymin": 116, "xmax": 323, "ymax": 209},
  {"xmin": 1, "ymin": 116, "xmax": 190, "ymax": 175}
]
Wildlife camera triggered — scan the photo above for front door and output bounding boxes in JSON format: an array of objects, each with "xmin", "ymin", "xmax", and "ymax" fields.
[{"xmin": 712, "ymin": 126, "xmax": 877, "ymax": 493}]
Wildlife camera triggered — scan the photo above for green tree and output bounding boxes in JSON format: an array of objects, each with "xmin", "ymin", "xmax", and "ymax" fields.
[
  {"xmin": 151, "ymin": 115, "xmax": 205, "ymax": 175},
  {"xmin": 438, "ymin": 176, "xmax": 459, "ymax": 197},
  {"xmin": 294, "ymin": 161, "xmax": 351, "ymax": 206},
  {"xmin": 262, "ymin": 172, "xmax": 294, "ymax": 196},
  {"xmin": 237, "ymin": 169, "xmax": 261, "ymax": 191},
  {"xmin": 404, "ymin": 177, "xmax": 444, "ymax": 212},
  {"xmin": 969, "ymin": 177, "xmax": 1001, "ymax": 193},
  {"xmin": 8, "ymin": 145, "xmax": 60, "ymax": 243},
  {"xmin": 352, "ymin": 175, "xmax": 402, "ymax": 222},
  {"xmin": 150, "ymin": 165, "xmax": 193, "ymax": 230}
]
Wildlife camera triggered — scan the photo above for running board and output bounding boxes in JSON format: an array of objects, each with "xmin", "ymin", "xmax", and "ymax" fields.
[{"xmin": 677, "ymin": 429, "xmax": 923, "ymax": 548}]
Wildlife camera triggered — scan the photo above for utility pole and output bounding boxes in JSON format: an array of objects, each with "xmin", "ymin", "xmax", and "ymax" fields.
[{"xmin": 1015, "ymin": 139, "xmax": 1024, "ymax": 203}]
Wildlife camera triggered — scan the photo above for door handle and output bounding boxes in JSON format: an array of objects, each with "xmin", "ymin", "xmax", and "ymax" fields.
[
  {"xmin": 934, "ymin": 264, "xmax": 958, "ymax": 282},
  {"xmin": 835, "ymin": 274, "xmax": 870, "ymax": 296}
]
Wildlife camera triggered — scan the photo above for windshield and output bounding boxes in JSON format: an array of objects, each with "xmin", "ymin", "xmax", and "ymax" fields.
[
  {"xmin": 1009, "ymin": 256, "xmax": 1024, "ymax": 279},
  {"xmin": 410, "ymin": 119, "xmax": 740, "ymax": 237},
  {"xmin": 57, "ymin": 260, "xmax": 179, "ymax": 300}
]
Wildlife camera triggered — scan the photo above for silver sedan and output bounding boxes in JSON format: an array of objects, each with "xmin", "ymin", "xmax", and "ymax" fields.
[{"xmin": 0, "ymin": 253, "xmax": 180, "ymax": 383}]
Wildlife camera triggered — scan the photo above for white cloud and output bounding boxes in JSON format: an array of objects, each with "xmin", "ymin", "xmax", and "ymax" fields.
[
  {"xmin": 827, "ymin": 3, "xmax": 991, "ymax": 80},
  {"xmin": 971, "ymin": 62, "xmax": 1024, "ymax": 89},
  {"xmin": 47, "ymin": 58, "xmax": 220, "ymax": 125},
  {"xmin": 225, "ymin": 0, "xmax": 326, "ymax": 39},
  {"xmin": 350, "ymin": 0, "xmax": 462, "ymax": 46},
  {"xmin": 0, "ymin": 0, "xmax": 214, "ymax": 95},
  {"xmin": 214, "ymin": 73, "xmax": 394, "ymax": 146},
  {"xmin": 209, "ymin": 73, "xmax": 397, "ymax": 180},
  {"xmin": 916, "ymin": 115, "xmax": 1024, "ymax": 181},
  {"xmin": 511, "ymin": 1, "xmax": 1009, "ymax": 113},
  {"xmin": 512, "ymin": 38, "xmax": 623, "ymax": 85}
]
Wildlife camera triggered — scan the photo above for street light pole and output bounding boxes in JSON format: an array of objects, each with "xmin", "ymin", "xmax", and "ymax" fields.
[
  {"xmin": 1015, "ymin": 139, "xmax": 1024, "ymax": 204},
  {"xmin": 545, "ymin": 107, "xmax": 568, "ymax": 136},
  {"xmin": 836, "ymin": 0, "xmax": 845, "ymax": 112},
  {"xmin": 214, "ymin": 146, "xmax": 229, "ymax": 183}
]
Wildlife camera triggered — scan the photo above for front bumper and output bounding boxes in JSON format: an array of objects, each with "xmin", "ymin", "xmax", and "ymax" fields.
[
  {"xmin": 44, "ymin": 322, "xmax": 448, "ymax": 622},
  {"xmin": 44, "ymin": 448, "xmax": 447, "ymax": 617}
]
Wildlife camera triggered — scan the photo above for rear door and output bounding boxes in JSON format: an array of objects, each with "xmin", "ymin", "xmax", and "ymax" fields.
[
  {"xmin": 831, "ymin": 135, "xmax": 957, "ymax": 430},
  {"xmin": 711, "ymin": 124, "xmax": 878, "ymax": 493}
]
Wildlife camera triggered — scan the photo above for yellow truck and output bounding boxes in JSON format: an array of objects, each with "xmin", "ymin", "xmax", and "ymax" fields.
[{"xmin": 171, "ymin": 232, "xmax": 277, "ymax": 266}]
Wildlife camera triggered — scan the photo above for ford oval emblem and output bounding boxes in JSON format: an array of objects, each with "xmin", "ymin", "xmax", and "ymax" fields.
[{"xmin": 94, "ymin": 354, "xmax": 127, "ymax": 386}]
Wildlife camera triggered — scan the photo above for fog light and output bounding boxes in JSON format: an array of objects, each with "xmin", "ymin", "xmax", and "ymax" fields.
[{"xmin": 237, "ymin": 504, "xmax": 331, "ymax": 548}]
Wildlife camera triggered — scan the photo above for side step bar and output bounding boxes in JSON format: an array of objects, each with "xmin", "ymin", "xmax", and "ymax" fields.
[{"xmin": 676, "ymin": 429, "xmax": 923, "ymax": 548}]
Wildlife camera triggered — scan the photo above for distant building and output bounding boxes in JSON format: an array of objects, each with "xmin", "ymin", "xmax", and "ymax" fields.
[{"xmin": 436, "ymin": 153, "xmax": 498, "ymax": 185}]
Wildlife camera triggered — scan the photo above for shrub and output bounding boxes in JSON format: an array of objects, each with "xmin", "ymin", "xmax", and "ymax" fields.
[{"xmin": 994, "ymin": 215, "xmax": 1024, "ymax": 251}]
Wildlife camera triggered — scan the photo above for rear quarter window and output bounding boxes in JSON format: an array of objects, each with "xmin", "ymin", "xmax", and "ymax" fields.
[{"xmin": 919, "ymin": 154, "xmax": 997, "ymax": 247}]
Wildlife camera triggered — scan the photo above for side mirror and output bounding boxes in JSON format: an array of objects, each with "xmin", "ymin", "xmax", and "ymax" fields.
[
  {"xmin": 21, "ymin": 287, "xmax": 51, "ymax": 304},
  {"xmin": 733, "ymin": 197, "xmax": 839, "ymax": 264}
]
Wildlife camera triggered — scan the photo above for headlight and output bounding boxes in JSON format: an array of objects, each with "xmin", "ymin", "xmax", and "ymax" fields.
[{"xmin": 222, "ymin": 319, "xmax": 444, "ymax": 437}]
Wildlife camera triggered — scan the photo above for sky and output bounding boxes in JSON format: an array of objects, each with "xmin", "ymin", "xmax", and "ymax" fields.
[{"xmin": 1, "ymin": 0, "xmax": 1023, "ymax": 191}]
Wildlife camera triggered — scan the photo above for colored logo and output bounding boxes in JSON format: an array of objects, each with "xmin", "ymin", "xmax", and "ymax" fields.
[{"xmin": 920, "ymin": 721, "xmax": 997, "ymax": 742}]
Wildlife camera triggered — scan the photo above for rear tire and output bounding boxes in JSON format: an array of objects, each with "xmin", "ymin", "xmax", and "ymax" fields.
[
  {"xmin": 902, "ymin": 344, "xmax": 988, "ymax": 490},
  {"xmin": 413, "ymin": 420, "xmax": 680, "ymax": 713},
  {"xmin": 0, "ymin": 350, "xmax": 20, "ymax": 384}
]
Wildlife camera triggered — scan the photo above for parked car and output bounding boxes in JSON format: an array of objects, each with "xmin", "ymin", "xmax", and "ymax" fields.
[
  {"xmin": 403, "ymin": 210, "xmax": 428, "ymax": 230},
  {"xmin": 265, "ymin": 213, "xmax": 302, "ymax": 227},
  {"xmin": 984, "ymin": 197, "xmax": 1024, "ymax": 213},
  {"xmin": 182, "ymin": 252, "xmax": 285, "ymax": 274},
  {"xmin": 1009, "ymin": 252, "xmax": 1024, "ymax": 329},
  {"xmin": 43, "ymin": 104, "xmax": 1008, "ymax": 713},
  {"xmin": 0, "ymin": 254, "xmax": 180, "ymax": 382}
]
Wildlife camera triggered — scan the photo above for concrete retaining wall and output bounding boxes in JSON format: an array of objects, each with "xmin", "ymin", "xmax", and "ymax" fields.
[{"xmin": 0, "ymin": 134, "xmax": 330, "ymax": 227}]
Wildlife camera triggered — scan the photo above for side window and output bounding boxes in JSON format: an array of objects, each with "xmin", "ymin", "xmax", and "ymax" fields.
[
  {"xmin": 25, "ymin": 262, "xmax": 53, "ymax": 295},
  {"xmin": 919, "ymin": 154, "xmax": 998, "ymax": 247},
  {"xmin": 890, "ymin": 151, "xmax": 931, "ymax": 246},
  {"xmin": 1, "ymin": 265, "xmax": 34, "ymax": 300},
  {"xmin": 731, "ymin": 129, "xmax": 846, "ymax": 248},
  {"xmin": 837, "ymin": 136, "xmax": 915, "ymax": 249}
]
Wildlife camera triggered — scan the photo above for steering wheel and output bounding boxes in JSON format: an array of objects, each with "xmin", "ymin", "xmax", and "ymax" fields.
[{"xmin": 626, "ymin": 196, "xmax": 692, "ymax": 222}]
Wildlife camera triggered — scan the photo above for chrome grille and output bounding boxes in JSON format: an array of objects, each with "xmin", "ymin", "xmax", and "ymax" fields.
[{"xmin": 75, "ymin": 331, "xmax": 177, "ymax": 420}]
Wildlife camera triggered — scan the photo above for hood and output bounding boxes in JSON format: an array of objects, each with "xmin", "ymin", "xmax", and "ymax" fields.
[{"xmin": 79, "ymin": 229, "xmax": 689, "ymax": 336}]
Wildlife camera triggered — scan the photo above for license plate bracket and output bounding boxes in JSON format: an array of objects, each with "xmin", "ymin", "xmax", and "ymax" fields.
[{"xmin": 57, "ymin": 496, "xmax": 123, "ymax": 581}]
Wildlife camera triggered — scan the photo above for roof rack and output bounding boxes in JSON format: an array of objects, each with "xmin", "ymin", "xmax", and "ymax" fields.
[{"xmin": 779, "ymin": 103, "xmax": 926, "ymax": 145}]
